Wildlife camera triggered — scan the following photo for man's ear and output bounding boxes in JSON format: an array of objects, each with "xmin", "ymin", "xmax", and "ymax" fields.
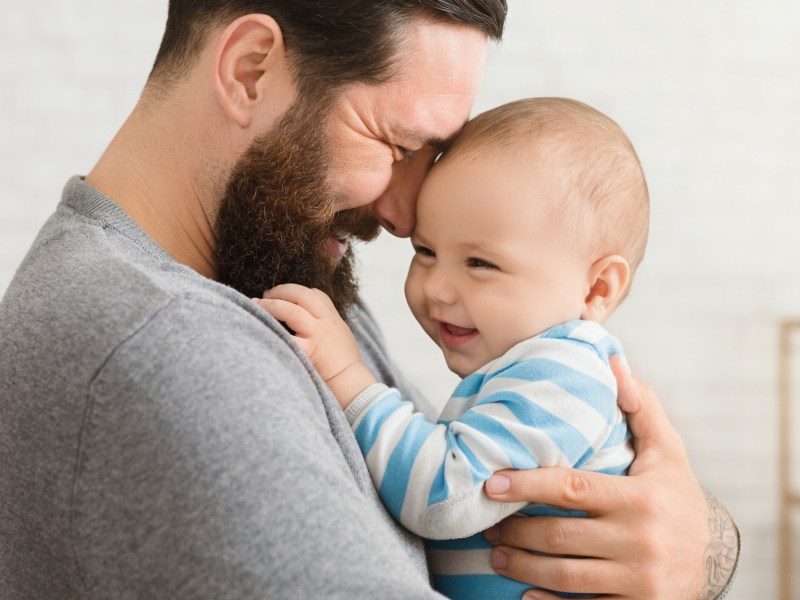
[
  {"xmin": 211, "ymin": 14, "xmax": 294, "ymax": 129},
  {"xmin": 581, "ymin": 255, "xmax": 631, "ymax": 323}
]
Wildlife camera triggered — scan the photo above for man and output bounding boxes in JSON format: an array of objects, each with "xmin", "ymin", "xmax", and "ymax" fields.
[{"xmin": 0, "ymin": 2, "xmax": 738, "ymax": 598}]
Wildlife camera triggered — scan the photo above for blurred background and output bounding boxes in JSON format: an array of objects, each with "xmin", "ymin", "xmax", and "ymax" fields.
[{"xmin": 2, "ymin": 1, "xmax": 799, "ymax": 597}]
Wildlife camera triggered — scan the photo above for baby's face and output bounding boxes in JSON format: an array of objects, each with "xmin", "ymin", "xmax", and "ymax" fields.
[{"xmin": 405, "ymin": 150, "xmax": 591, "ymax": 377}]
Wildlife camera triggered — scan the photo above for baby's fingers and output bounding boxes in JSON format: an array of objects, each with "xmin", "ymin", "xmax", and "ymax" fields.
[
  {"xmin": 263, "ymin": 284, "xmax": 336, "ymax": 318},
  {"xmin": 254, "ymin": 297, "xmax": 317, "ymax": 337}
]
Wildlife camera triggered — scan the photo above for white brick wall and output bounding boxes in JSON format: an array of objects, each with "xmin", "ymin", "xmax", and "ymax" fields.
[
  {"xmin": 0, "ymin": 0, "xmax": 166, "ymax": 290},
  {"xmin": 2, "ymin": 1, "xmax": 798, "ymax": 597}
]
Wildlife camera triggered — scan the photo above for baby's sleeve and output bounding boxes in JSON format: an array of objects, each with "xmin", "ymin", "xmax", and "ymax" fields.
[{"xmin": 344, "ymin": 337, "xmax": 628, "ymax": 540}]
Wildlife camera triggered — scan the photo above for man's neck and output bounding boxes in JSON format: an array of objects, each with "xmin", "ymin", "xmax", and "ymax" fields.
[{"xmin": 86, "ymin": 95, "xmax": 224, "ymax": 280}]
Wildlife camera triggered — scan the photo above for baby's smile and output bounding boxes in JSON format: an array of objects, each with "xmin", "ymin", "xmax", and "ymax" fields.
[{"xmin": 436, "ymin": 320, "xmax": 479, "ymax": 348}]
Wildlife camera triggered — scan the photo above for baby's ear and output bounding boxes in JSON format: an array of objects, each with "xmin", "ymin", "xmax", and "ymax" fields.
[{"xmin": 581, "ymin": 255, "xmax": 630, "ymax": 323}]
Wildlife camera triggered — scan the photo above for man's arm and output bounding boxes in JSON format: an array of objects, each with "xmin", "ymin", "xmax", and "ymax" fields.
[
  {"xmin": 71, "ymin": 298, "xmax": 442, "ymax": 599},
  {"xmin": 480, "ymin": 357, "xmax": 739, "ymax": 599},
  {"xmin": 700, "ymin": 489, "xmax": 740, "ymax": 598}
]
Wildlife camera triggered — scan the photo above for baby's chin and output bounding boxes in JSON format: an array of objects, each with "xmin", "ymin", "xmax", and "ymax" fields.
[
  {"xmin": 450, "ymin": 367, "xmax": 472, "ymax": 378},
  {"xmin": 442, "ymin": 355, "xmax": 476, "ymax": 379},
  {"xmin": 423, "ymin": 325, "xmax": 478, "ymax": 378}
]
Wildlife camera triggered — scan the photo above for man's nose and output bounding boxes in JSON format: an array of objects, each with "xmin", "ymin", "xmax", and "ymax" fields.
[{"xmin": 371, "ymin": 157, "xmax": 429, "ymax": 238}]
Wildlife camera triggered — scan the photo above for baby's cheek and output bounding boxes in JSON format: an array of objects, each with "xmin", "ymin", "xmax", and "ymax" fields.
[
  {"xmin": 490, "ymin": 314, "xmax": 536, "ymax": 355},
  {"xmin": 408, "ymin": 299, "xmax": 432, "ymax": 338},
  {"xmin": 406, "ymin": 292, "xmax": 435, "ymax": 341},
  {"xmin": 404, "ymin": 267, "xmax": 424, "ymax": 310}
]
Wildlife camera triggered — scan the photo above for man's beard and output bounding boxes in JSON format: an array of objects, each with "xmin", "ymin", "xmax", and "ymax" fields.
[{"xmin": 214, "ymin": 96, "xmax": 381, "ymax": 318}]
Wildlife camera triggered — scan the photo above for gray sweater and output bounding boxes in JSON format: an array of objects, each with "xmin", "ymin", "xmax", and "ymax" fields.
[{"xmin": 0, "ymin": 177, "xmax": 441, "ymax": 599}]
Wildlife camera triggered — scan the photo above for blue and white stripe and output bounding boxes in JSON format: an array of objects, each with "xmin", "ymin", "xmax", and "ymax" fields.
[{"xmin": 346, "ymin": 320, "xmax": 634, "ymax": 599}]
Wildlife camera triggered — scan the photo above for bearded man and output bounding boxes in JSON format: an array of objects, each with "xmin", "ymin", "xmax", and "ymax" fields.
[{"xmin": 0, "ymin": 2, "xmax": 738, "ymax": 598}]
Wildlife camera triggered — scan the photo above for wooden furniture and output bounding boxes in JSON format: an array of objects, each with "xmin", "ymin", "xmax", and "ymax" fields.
[{"xmin": 779, "ymin": 320, "xmax": 800, "ymax": 600}]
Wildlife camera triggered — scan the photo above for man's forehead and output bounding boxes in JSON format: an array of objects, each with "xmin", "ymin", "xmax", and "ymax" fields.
[{"xmin": 389, "ymin": 17, "xmax": 487, "ymax": 96}]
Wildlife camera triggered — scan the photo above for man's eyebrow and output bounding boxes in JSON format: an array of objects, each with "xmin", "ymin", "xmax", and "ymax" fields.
[{"xmin": 390, "ymin": 125, "xmax": 456, "ymax": 150}]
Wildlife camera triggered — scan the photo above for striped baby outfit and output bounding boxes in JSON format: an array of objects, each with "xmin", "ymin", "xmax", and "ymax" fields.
[{"xmin": 344, "ymin": 320, "xmax": 635, "ymax": 599}]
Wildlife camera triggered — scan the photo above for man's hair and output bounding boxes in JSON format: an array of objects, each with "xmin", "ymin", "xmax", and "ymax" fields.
[
  {"xmin": 148, "ymin": 1, "xmax": 506, "ymax": 96},
  {"xmin": 445, "ymin": 97, "xmax": 650, "ymax": 282}
]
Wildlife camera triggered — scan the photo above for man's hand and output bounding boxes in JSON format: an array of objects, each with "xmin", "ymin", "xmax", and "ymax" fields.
[
  {"xmin": 482, "ymin": 357, "xmax": 739, "ymax": 599},
  {"xmin": 255, "ymin": 284, "xmax": 377, "ymax": 407}
]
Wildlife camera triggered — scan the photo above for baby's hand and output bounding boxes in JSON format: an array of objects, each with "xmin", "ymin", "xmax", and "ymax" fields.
[
  {"xmin": 255, "ymin": 284, "xmax": 376, "ymax": 408},
  {"xmin": 256, "ymin": 284, "xmax": 358, "ymax": 380}
]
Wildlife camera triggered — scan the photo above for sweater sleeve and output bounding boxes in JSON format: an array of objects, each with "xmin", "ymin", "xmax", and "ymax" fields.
[
  {"xmin": 345, "ymin": 335, "xmax": 633, "ymax": 540},
  {"xmin": 72, "ymin": 297, "xmax": 442, "ymax": 599}
]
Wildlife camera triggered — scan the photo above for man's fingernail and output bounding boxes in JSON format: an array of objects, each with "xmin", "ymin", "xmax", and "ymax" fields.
[
  {"xmin": 484, "ymin": 526, "xmax": 499, "ymax": 542},
  {"xmin": 523, "ymin": 592, "xmax": 544, "ymax": 600},
  {"xmin": 491, "ymin": 549, "xmax": 508, "ymax": 570},
  {"xmin": 486, "ymin": 474, "xmax": 510, "ymax": 495}
]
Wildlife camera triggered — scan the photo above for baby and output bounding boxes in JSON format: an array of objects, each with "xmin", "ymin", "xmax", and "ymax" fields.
[{"xmin": 258, "ymin": 97, "xmax": 650, "ymax": 599}]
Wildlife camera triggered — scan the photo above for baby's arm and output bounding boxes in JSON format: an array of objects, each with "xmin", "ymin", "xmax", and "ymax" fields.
[
  {"xmin": 343, "ymin": 349, "xmax": 632, "ymax": 540},
  {"xmin": 256, "ymin": 284, "xmax": 377, "ymax": 408},
  {"xmin": 344, "ymin": 384, "xmax": 531, "ymax": 538}
]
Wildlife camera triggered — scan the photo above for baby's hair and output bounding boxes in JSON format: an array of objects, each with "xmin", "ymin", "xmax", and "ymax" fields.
[{"xmin": 444, "ymin": 98, "xmax": 650, "ymax": 288}]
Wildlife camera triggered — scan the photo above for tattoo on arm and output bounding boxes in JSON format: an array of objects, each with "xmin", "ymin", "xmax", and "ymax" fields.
[{"xmin": 699, "ymin": 490, "xmax": 740, "ymax": 600}]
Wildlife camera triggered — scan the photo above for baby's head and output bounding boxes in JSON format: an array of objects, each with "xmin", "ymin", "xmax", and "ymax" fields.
[{"xmin": 405, "ymin": 97, "xmax": 649, "ymax": 377}]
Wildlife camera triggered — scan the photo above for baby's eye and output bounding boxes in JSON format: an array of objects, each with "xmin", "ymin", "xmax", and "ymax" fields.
[
  {"xmin": 413, "ymin": 245, "xmax": 435, "ymax": 258},
  {"xmin": 466, "ymin": 257, "xmax": 497, "ymax": 269}
]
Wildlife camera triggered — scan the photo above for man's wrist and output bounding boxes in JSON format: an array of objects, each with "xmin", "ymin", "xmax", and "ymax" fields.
[{"xmin": 698, "ymin": 490, "xmax": 740, "ymax": 600}]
